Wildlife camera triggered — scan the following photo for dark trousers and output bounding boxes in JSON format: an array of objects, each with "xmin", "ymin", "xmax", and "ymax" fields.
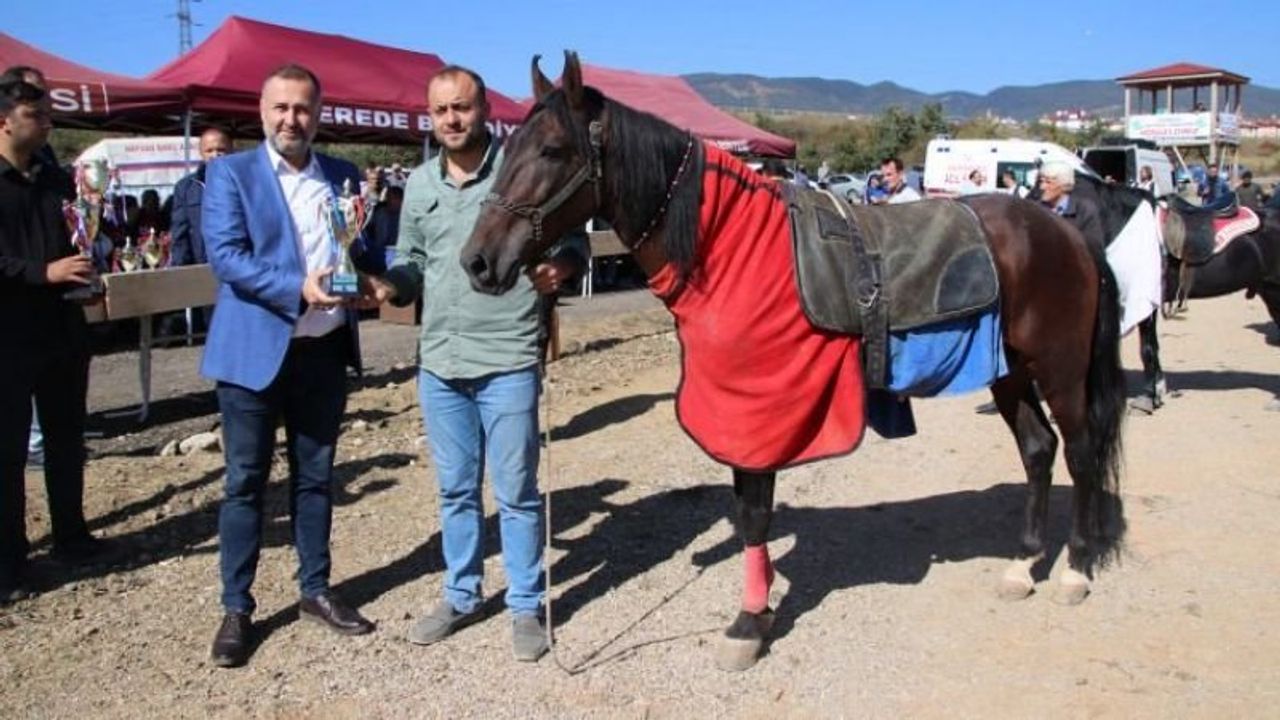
[
  {"xmin": 0, "ymin": 346, "xmax": 90, "ymax": 585},
  {"xmin": 216, "ymin": 330, "xmax": 347, "ymax": 614}
]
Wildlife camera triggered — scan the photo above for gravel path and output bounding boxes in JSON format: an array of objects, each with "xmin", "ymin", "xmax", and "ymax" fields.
[{"xmin": 2, "ymin": 292, "xmax": 1278, "ymax": 718}]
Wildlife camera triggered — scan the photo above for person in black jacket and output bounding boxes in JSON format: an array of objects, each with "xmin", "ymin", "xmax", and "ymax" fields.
[{"xmin": 0, "ymin": 79, "xmax": 112, "ymax": 603}]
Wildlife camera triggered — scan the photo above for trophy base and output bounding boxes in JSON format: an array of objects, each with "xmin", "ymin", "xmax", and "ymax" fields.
[
  {"xmin": 64, "ymin": 275, "xmax": 104, "ymax": 301},
  {"xmin": 329, "ymin": 272, "xmax": 360, "ymax": 298}
]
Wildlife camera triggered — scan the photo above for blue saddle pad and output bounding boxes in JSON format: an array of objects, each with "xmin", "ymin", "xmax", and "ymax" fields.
[{"xmin": 885, "ymin": 306, "xmax": 1008, "ymax": 398}]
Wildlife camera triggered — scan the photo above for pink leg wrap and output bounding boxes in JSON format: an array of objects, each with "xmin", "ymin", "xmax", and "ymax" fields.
[{"xmin": 741, "ymin": 544, "xmax": 774, "ymax": 614}]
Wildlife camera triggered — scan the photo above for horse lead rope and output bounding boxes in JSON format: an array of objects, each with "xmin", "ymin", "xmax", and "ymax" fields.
[{"xmin": 541, "ymin": 363, "xmax": 578, "ymax": 674}]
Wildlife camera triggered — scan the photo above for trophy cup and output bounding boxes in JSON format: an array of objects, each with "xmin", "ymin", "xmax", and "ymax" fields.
[
  {"xmin": 116, "ymin": 237, "xmax": 141, "ymax": 273},
  {"xmin": 323, "ymin": 179, "xmax": 370, "ymax": 297},
  {"xmin": 63, "ymin": 159, "xmax": 109, "ymax": 299},
  {"xmin": 139, "ymin": 227, "xmax": 170, "ymax": 269}
]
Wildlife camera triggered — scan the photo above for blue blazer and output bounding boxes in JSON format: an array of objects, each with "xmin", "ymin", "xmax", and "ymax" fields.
[
  {"xmin": 200, "ymin": 145, "xmax": 366, "ymax": 392},
  {"xmin": 169, "ymin": 165, "xmax": 208, "ymax": 266}
]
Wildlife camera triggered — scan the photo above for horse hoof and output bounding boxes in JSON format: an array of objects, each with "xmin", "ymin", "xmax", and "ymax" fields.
[
  {"xmin": 997, "ymin": 575, "xmax": 1035, "ymax": 601},
  {"xmin": 1052, "ymin": 569, "xmax": 1091, "ymax": 606},
  {"xmin": 1265, "ymin": 398, "xmax": 1280, "ymax": 413},
  {"xmin": 1128, "ymin": 396, "xmax": 1157, "ymax": 415},
  {"xmin": 715, "ymin": 610, "xmax": 774, "ymax": 672},
  {"xmin": 996, "ymin": 557, "xmax": 1038, "ymax": 601}
]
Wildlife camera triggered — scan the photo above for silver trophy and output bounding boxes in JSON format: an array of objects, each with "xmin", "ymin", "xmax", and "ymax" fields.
[
  {"xmin": 63, "ymin": 159, "xmax": 109, "ymax": 298},
  {"xmin": 323, "ymin": 179, "xmax": 370, "ymax": 297}
]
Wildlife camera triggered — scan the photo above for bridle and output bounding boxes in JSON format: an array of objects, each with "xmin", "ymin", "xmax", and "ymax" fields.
[
  {"xmin": 482, "ymin": 109, "xmax": 697, "ymax": 252},
  {"xmin": 482, "ymin": 118, "xmax": 604, "ymax": 249}
]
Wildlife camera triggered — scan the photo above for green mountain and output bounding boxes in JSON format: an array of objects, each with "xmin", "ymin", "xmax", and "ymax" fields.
[{"xmin": 682, "ymin": 73, "xmax": 1280, "ymax": 120}]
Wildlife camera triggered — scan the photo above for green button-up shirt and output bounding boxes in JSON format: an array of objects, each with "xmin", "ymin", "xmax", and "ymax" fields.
[{"xmin": 385, "ymin": 138, "xmax": 586, "ymax": 380}]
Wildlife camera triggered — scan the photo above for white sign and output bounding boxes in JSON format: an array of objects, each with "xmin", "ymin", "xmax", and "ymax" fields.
[
  {"xmin": 1126, "ymin": 113, "xmax": 1212, "ymax": 145},
  {"xmin": 76, "ymin": 136, "xmax": 202, "ymax": 199},
  {"xmin": 1217, "ymin": 113, "xmax": 1241, "ymax": 142}
]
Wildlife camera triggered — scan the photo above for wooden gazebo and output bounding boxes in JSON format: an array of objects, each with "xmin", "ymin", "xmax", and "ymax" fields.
[{"xmin": 1117, "ymin": 62, "xmax": 1249, "ymax": 169}]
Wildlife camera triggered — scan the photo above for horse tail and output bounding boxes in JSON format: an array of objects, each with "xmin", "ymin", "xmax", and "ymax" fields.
[{"xmin": 1084, "ymin": 241, "xmax": 1127, "ymax": 565}]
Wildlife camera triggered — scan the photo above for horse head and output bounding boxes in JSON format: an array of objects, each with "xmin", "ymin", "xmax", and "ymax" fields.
[{"xmin": 462, "ymin": 51, "xmax": 606, "ymax": 294}]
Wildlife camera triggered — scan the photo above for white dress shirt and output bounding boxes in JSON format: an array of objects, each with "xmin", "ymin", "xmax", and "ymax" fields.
[{"xmin": 265, "ymin": 143, "xmax": 346, "ymax": 339}]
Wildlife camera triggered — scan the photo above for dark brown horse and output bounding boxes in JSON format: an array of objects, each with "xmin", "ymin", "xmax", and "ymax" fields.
[{"xmin": 462, "ymin": 52, "xmax": 1127, "ymax": 671}]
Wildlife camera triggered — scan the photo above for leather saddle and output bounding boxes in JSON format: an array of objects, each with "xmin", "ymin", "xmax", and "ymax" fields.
[
  {"xmin": 786, "ymin": 185, "xmax": 999, "ymax": 389},
  {"xmin": 1161, "ymin": 192, "xmax": 1253, "ymax": 266}
]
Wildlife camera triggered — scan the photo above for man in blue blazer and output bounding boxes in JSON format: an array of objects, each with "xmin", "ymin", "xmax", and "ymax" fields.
[{"xmin": 200, "ymin": 64, "xmax": 375, "ymax": 667}]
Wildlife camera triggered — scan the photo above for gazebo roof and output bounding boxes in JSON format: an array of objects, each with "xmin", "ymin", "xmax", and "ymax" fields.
[{"xmin": 1117, "ymin": 62, "xmax": 1249, "ymax": 87}]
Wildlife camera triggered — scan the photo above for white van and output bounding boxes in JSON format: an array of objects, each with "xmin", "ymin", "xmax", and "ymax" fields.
[
  {"xmin": 1080, "ymin": 144, "xmax": 1176, "ymax": 196},
  {"xmin": 923, "ymin": 138, "xmax": 1091, "ymax": 198}
]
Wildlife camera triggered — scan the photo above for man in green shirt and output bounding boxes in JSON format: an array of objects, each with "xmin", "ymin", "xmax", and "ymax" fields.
[{"xmin": 370, "ymin": 66, "xmax": 585, "ymax": 662}]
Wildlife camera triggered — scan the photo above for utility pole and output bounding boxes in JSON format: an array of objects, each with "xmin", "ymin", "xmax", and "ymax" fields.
[{"xmin": 175, "ymin": 0, "xmax": 201, "ymax": 55}]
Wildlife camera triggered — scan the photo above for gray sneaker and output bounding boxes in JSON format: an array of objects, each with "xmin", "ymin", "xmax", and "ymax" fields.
[
  {"xmin": 407, "ymin": 600, "xmax": 480, "ymax": 646},
  {"xmin": 511, "ymin": 614, "xmax": 548, "ymax": 662}
]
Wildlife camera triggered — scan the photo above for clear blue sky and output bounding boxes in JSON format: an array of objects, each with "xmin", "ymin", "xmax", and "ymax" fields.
[{"xmin": 8, "ymin": 1, "xmax": 1279, "ymax": 97}]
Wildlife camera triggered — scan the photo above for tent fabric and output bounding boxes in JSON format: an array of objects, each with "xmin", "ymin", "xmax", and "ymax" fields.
[
  {"xmin": 146, "ymin": 17, "xmax": 526, "ymax": 144},
  {"xmin": 0, "ymin": 33, "xmax": 185, "ymax": 130},
  {"xmin": 582, "ymin": 64, "xmax": 795, "ymax": 158}
]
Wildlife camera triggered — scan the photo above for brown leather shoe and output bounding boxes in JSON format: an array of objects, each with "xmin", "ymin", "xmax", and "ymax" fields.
[
  {"xmin": 210, "ymin": 612, "xmax": 252, "ymax": 668},
  {"xmin": 299, "ymin": 591, "xmax": 374, "ymax": 636}
]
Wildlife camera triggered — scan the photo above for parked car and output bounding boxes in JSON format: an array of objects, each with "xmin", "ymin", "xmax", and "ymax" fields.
[{"xmin": 822, "ymin": 173, "xmax": 867, "ymax": 202}]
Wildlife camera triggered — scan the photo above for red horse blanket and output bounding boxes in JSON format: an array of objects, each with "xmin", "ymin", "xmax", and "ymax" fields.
[{"xmin": 648, "ymin": 146, "xmax": 866, "ymax": 470}]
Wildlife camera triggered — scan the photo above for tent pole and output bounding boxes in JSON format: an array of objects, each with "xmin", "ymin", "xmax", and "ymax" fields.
[{"xmin": 182, "ymin": 109, "xmax": 193, "ymax": 173}]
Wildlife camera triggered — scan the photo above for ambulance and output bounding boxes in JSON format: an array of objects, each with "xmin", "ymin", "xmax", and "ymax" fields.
[{"xmin": 922, "ymin": 138, "xmax": 1091, "ymax": 198}]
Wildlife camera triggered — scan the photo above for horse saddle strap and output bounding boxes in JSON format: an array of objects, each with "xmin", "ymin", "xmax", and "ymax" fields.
[
  {"xmin": 785, "ymin": 185, "xmax": 889, "ymax": 388},
  {"xmin": 786, "ymin": 184, "xmax": 881, "ymax": 335}
]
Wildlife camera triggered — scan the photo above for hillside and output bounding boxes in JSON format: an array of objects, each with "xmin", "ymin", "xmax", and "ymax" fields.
[{"xmin": 683, "ymin": 73, "xmax": 1280, "ymax": 119}]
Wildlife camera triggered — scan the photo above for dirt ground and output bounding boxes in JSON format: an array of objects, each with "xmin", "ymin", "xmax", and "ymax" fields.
[{"xmin": 2, "ymin": 290, "xmax": 1278, "ymax": 719}]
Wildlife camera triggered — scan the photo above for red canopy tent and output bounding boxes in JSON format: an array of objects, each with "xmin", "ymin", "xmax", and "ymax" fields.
[
  {"xmin": 581, "ymin": 64, "xmax": 796, "ymax": 158},
  {"xmin": 146, "ymin": 17, "xmax": 526, "ymax": 144},
  {"xmin": 0, "ymin": 33, "xmax": 185, "ymax": 131}
]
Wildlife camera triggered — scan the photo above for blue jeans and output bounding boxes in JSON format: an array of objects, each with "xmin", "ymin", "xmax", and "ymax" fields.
[
  {"xmin": 216, "ymin": 331, "xmax": 347, "ymax": 614},
  {"xmin": 419, "ymin": 366, "xmax": 543, "ymax": 616}
]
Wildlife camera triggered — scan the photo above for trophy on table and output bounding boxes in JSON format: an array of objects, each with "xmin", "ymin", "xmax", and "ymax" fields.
[
  {"xmin": 116, "ymin": 236, "xmax": 141, "ymax": 273},
  {"xmin": 62, "ymin": 159, "xmax": 109, "ymax": 299},
  {"xmin": 323, "ymin": 179, "xmax": 371, "ymax": 297},
  {"xmin": 139, "ymin": 226, "xmax": 170, "ymax": 269}
]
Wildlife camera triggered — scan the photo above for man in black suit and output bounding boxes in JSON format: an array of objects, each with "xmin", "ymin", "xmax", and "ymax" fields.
[{"xmin": 167, "ymin": 126, "xmax": 231, "ymax": 334}]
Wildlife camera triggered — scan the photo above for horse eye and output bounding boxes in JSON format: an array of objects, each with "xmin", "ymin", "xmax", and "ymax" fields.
[{"xmin": 540, "ymin": 145, "xmax": 565, "ymax": 160}]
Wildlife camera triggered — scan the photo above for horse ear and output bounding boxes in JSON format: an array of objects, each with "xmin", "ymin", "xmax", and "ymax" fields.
[
  {"xmin": 563, "ymin": 50, "xmax": 584, "ymax": 110},
  {"xmin": 531, "ymin": 54, "xmax": 554, "ymax": 102}
]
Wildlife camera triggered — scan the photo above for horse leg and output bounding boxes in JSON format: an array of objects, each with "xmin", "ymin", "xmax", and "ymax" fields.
[
  {"xmin": 1038, "ymin": 378, "xmax": 1122, "ymax": 606},
  {"xmin": 1258, "ymin": 285, "xmax": 1280, "ymax": 411},
  {"xmin": 991, "ymin": 371, "xmax": 1057, "ymax": 600},
  {"xmin": 1130, "ymin": 311, "xmax": 1166, "ymax": 414},
  {"xmin": 717, "ymin": 468, "xmax": 777, "ymax": 672}
]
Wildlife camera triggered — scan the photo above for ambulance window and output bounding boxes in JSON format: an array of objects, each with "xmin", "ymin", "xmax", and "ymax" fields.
[{"xmin": 996, "ymin": 162, "xmax": 1035, "ymax": 189}]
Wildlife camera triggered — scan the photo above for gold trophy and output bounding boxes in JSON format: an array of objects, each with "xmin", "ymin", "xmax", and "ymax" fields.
[
  {"xmin": 63, "ymin": 159, "xmax": 109, "ymax": 298},
  {"xmin": 323, "ymin": 179, "xmax": 369, "ymax": 297}
]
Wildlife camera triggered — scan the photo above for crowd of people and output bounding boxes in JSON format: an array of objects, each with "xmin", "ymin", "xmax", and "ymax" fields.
[{"xmin": 1, "ymin": 60, "xmax": 587, "ymax": 670}]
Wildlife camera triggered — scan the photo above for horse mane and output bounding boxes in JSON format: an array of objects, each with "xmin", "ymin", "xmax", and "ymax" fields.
[
  {"xmin": 1074, "ymin": 172, "xmax": 1156, "ymax": 245},
  {"xmin": 536, "ymin": 88, "xmax": 705, "ymax": 285}
]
